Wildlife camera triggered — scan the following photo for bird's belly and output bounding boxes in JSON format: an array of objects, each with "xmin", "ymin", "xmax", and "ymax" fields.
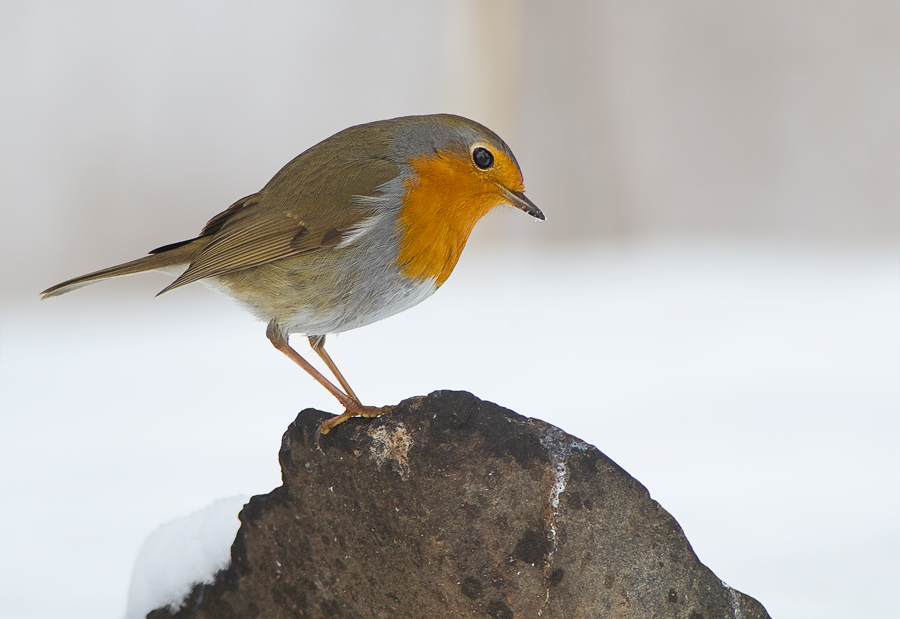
[
  {"xmin": 283, "ymin": 274, "xmax": 436, "ymax": 335},
  {"xmin": 212, "ymin": 245, "xmax": 437, "ymax": 336}
]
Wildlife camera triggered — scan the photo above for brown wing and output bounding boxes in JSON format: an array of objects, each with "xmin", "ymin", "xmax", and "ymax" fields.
[{"xmin": 159, "ymin": 152, "xmax": 399, "ymax": 293}]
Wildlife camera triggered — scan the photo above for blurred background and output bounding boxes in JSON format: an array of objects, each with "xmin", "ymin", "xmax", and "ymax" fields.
[
  {"xmin": 1, "ymin": 2, "xmax": 898, "ymax": 618},
  {"xmin": 3, "ymin": 0, "xmax": 900, "ymax": 289}
]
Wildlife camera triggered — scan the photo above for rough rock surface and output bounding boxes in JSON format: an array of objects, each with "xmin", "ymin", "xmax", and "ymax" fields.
[{"xmin": 150, "ymin": 390, "xmax": 770, "ymax": 619}]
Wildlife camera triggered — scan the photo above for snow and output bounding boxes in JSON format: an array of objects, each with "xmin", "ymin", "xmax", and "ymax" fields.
[
  {"xmin": 1, "ymin": 242, "xmax": 898, "ymax": 618},
  {"xmin": 124, "ymin": 495, "xmax": 248, "ymax": 619}
]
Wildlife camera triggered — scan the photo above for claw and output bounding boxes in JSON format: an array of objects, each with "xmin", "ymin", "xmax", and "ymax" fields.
[{"xmin": 318, "ymin": 404, "xmax": 391, "ymax": 435}]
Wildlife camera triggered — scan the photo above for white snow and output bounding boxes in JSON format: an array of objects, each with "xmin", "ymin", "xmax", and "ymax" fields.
[
  {"xmin": 124, "ymin": 495, "xmax": 249, "ymax": 619},
  {"xmin": 1, "ymin": 242, "xmax": 898, "ymax": 618}
]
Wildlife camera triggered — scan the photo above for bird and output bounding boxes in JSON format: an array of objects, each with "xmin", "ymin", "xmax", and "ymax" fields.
[{"xmin": 42, "ymin": 114, "xmax": 545, "ymax": 434}]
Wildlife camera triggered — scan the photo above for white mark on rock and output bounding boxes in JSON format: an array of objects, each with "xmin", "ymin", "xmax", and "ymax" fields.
[
  {"xmin": 538, "ymin": 425, "xmax": 572, "ymax": 617},
  {"xmin": 540, "ymin": 426, "xmax": 571, "ymax": 527},
  {"xmin": 723, "ymin": 582, "xmax": 743, "ymax": 619},
  {"xmin": 368, "ymin": 423, "xmax": 413, "ymax": 480}
]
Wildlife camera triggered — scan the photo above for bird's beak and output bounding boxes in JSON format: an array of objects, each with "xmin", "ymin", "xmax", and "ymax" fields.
[{"xmin": 499, "ymin": 186, "xmax": 545, "ymax": 221}]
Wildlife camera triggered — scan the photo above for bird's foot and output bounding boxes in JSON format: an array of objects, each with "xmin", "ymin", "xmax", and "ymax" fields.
[{"xmin": 318, "ymin": 402, "xmax": 392, "ymax": 435}]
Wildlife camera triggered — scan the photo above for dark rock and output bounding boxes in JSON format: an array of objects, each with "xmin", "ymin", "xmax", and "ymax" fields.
[{"xmin": 151, "ymin": 390, "xmax": 770, "ymax": 619}]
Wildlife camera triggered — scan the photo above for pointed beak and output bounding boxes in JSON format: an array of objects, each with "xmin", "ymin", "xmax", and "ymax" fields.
[{"xmin": 499, "ymin": 186, "xmax": 545, "ymax": 221}]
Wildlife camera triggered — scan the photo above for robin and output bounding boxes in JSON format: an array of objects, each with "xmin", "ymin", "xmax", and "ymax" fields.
[{"xmin": 42, "ymin": 114, "xmax": 545, "ymax": 433}]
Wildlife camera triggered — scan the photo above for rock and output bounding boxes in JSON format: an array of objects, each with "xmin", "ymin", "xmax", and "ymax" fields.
[{"xmin": 150, "ymin": 390, "xmax": 770, "ymax": 619}]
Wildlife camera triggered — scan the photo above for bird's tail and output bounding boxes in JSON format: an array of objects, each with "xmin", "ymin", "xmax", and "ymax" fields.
[{"xmin": 40, "ymin": 237, "xmax": 206, "ymax": 299}]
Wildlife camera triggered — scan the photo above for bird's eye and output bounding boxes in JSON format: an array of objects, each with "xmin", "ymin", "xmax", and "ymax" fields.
[{"xmin": 473, "ymin": 147, "xmax": 494, "ymax": 170}]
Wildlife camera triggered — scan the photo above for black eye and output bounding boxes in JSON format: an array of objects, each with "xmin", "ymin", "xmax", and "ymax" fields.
[{"xmin": 473, "ymin": 146, "xmax": 494, "ymax": 169}]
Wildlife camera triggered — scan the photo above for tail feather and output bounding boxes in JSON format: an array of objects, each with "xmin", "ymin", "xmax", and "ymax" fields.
[{"xmin": 41, "ymin": 238, "xmax": 205, "ymax": 299}]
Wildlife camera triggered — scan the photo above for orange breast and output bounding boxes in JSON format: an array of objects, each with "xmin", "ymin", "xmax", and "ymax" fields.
[{"xmin": 396, "ymin": 149, "xmax": 524, "ymax": 286}]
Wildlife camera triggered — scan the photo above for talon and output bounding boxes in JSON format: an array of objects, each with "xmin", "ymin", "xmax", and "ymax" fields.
[{"xmin": 318, "ymin": 404, "xmax": 391, "ymax": 435}]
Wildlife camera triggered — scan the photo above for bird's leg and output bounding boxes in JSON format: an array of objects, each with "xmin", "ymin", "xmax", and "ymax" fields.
[
  {"xmin": 308, "ymin": 335, "xmax": 360, "ymax": 402},
  {"xmin": 306, "ymin": 335, "xmax": 390, "ymax": 433},
  {"xmin": 266, "ymin": 322, "xmax": 389, "ymax": 434},
  {"xmin": 306, "ymin": 334, "xmax": 391, "ymax": 434},
  {"xmin": 309, "ymin": 335, "xmax": 390, "ymax": 434},
  {"xmin": 267, "ymin": 322, "xmax": 356, "ymax": 409}
]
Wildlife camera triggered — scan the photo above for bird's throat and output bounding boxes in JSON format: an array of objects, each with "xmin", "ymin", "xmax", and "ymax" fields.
[{"xmin": 396, "ymin": 152, "xmax": 502, "ymax": 286}]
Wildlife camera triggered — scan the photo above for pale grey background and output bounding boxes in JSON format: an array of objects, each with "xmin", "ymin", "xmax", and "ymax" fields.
[{"xmin": 3, "ymin": 0, "xmax": 900, "ymax": 297}]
